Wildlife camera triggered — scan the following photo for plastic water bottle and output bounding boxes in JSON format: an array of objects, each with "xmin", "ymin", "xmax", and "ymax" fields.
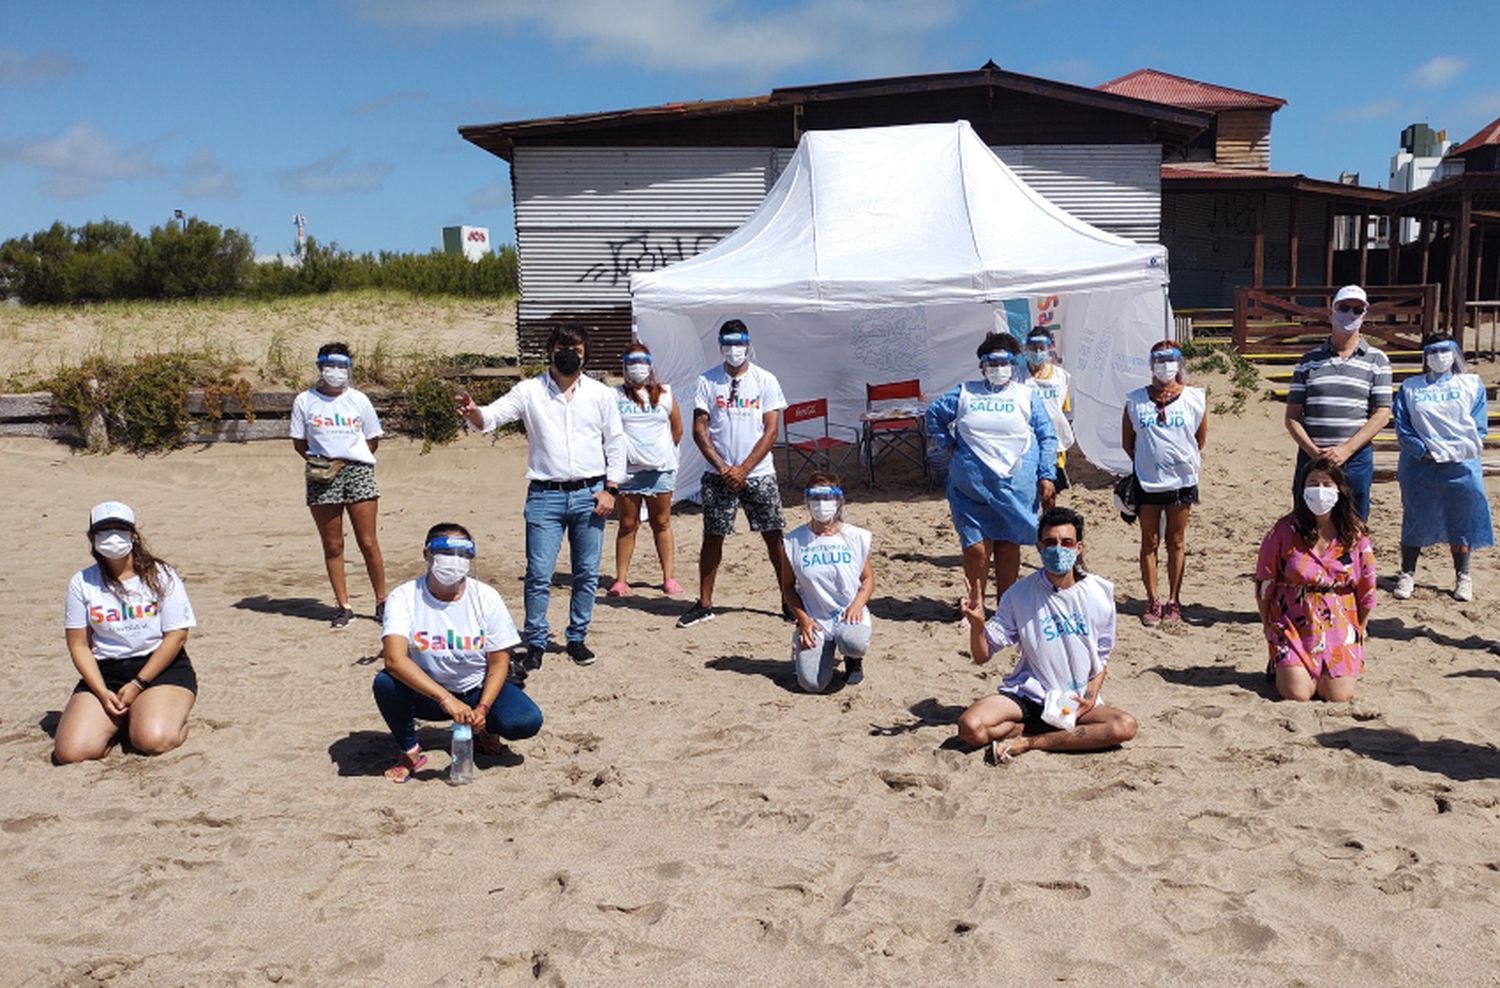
[{"xmin": 448, "ymin": 724, "xmax": 474, "ymax": 785}]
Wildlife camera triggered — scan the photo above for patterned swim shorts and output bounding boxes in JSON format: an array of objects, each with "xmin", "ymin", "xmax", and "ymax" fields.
[
  {"xmin": 306, "ymin": 461, "xmax": 380, "ymax": 506},
  {"xmin": 700, "ymin": 471, "xmax": 785, "ymax": 537}
]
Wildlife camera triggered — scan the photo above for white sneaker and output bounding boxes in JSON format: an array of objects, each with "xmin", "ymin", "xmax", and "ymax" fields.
[
  {"xmin": 1454, "ymin": 574, "xmax": 1473, "ymax": 602},
  {"xmin": 1393, "ymin": 572, "xmax": 1415, "ymax": 600}
]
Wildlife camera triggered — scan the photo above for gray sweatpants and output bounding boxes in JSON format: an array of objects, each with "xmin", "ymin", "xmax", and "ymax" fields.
[{"xmin": 791, "ymin": 621, "xmax": 871, "ymax": 693}]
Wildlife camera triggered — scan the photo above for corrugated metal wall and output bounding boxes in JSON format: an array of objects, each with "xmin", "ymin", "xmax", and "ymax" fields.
[{"xmin": 512, "ymin": 143, "xmax": 1163, "ymax": 363}]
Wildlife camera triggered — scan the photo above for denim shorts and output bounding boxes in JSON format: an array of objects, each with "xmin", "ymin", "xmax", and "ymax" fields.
[{"xmin": 621, "ymin": 468, "xmax": 676, "ymax": 496}]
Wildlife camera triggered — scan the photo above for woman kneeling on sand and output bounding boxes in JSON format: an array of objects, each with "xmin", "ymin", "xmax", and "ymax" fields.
[
  {"xmin": 1255, "ymin": 458, "xmax": 1376, "ymax": 702},
  {"xmin": 780, "ymin": 473, "xmax": 875, "ymax": 692},
  {"xmin": 956, "ymin": 507, "xmax": 1137, "ymax": 764},
  {"xmin": 373, "ymin": 524, "xmax": 542, "ymax": 782},
  {"xmin": 55, "ymin": 502, "xmax": 198, "ymax": 764}
]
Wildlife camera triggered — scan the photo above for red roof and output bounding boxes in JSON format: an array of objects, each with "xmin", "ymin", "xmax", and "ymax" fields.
[
  {"xmin": 1451, "ymin": 117, "xmax": 1500, "ymax": 156},
  {"xmin": 1098, "ymin": 69, "xmax": 1285, "ymax": 111}
]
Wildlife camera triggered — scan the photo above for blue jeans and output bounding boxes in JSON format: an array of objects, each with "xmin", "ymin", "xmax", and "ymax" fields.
[
  {"xmin": 372, "ymin": 670, "xmax": 542, "ymax": 752},
  {"xmin": 1296, "ymin": 444, "xmax": 1373, "ymax": 520},
  {"xmin": 523, "ymin": 482, "xmax": 606, "ymax": 647}
]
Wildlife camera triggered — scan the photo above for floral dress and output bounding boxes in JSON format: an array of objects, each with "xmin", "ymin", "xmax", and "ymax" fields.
[{"xmin": 1254, "ymin": 514, "xmax": 1377, "ymax": 678}]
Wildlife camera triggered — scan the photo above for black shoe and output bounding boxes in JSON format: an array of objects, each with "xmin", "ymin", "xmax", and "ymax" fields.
[
  {"xmin": 524, "ymin": 645, "xmax": 545, "ymax": 673},
  {"xmin": 844, "ymin": 657, "xmax": 865, "ymax": 686},
  {"xmin": 507, "ymin": 650, "xmax": 529, "ymax": 687},
  {"xmin": 677, "ymin": 601, "xmax": 716, "ymax": 628},
  {"xmin": 566, "ymin": 641, "xmax": 596, "ymax": 666},
  {"xmin": 330, "ymin": 606, "xmax": 354, "ymax": 630},
  {"xmin": 373, "ymin": 600, "xmax": 386, "ymax": 623}
]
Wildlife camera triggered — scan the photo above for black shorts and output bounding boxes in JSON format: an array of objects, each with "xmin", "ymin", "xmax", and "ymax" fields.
[
  {"xmin": 998, "ymin": 689, "xmax": 1058, "ymax": 735},
  {"xmin": 74, "ymin": 651, "xmax": 198, "ymax": 696},
  {"xmin": 1132, "ymin": 479, "xmax": 1199, "ymax": 507}
]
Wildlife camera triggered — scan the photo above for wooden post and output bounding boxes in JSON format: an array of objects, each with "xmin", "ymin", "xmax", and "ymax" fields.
[
  {"xmin": 84, "ymin": 378, "xmax": 108, "ymax": 452},
  {"xmin": 1287, "ymin": 192, "xmax": 1300, "ymax": 287},
  {"xmin": 1253, "ymin": 192, "xmax": 1266, "ymax": 288},
  {"xmin": 1419, "ymin": 215, "xmax": 1431, "ymax": 284},
  {"xmin": 1358, "ymin": 211, "xmax": 1370, "ymax": 285},
  {"xmin": 1455, "ymin": 189, "xmax": 1473, "ymax": 345},
  {"xmin": 1388, "ymin": 212, "xmax": 1400, "ymax": 285},
  {"xmin": 1446, "ymin": 218, "xmax": 1460, "ymax": 330},
  {"xmin": 1324, "ymin": 204, "xmax": 1336, "ymax": 286}
]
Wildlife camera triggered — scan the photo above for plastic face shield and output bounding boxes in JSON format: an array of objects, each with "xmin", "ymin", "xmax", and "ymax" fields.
[
  {"xmin": 426, "ymin": 535, "xmax": 477, "ymax": 558},
  {"xmin": 316, "ymin": 353, "xmax": 353, "ymax": 368}
]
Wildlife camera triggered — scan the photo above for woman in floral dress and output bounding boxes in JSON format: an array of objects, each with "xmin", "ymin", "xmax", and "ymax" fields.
[{"xmin": 1255, "ymin": 457, "xmax": 1377, "ymax": 702}]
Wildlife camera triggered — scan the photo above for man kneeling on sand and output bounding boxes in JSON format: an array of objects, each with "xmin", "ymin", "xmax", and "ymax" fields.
[{"xmin": 956, "ymin": 507, "xmax": 1137, "ymax": 764}]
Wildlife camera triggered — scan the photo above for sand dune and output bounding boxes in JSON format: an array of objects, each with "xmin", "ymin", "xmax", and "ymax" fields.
[{"xmin": 2, "ymin": 371, "xmax": 1499, "ymax": 986}]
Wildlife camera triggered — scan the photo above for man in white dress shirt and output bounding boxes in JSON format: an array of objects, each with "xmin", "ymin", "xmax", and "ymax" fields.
[{"xmin": 458, "ymin": 326, "xmax": 626, "ymax": 674}]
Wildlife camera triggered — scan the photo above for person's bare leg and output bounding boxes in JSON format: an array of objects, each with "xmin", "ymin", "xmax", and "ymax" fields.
[
  {"xmin": 1136, "ymin": 505, "xmax": 1163, "ymax": 604},
  {"xmin": 1165, "ymin": 504, "xmax": 1190, "ymax": 603},
  {"xmin": 993, "ymin": 540, "xmax": 1021, "ymax": 601},
  {"xmin": 697, "ymin": 533, "xmax": 725, "ymax": 607},
  {"xmin": 956, "ymin": 693, "xmax": 1027, "ymax": 747},
  {"xmin": 346, "ymin": 499, "xmax": 387, "ymax": 604},
  {"xmin": 53, "ymin": 691, "xmax": 123, "ymax": 764},
  {"xmin": 1316, "ymin": 675, "xmax": 1357, "ymax": 702},
  {"xmin": 1275, "ymin": 664, "xmax": 1317, "ymax": 701},
  {"xmin": 614, "ymin": 492, "xmax": 642, "ymax": 586},
  {"xmin": 125, "ymin": 685, "xmax": 196, "ymax": 755},
  {"xmin": 310, "ymin": 504, "xmax": 349, "ymax": 607},
  {"xmin": 1009, "ymin": 705, "xmax": 1137, "ymax": 755},
  {"xmin": 962, "ymin": 540, "xmax": 990, "ymax": 610},
  {"xmin": 761, "ymin": 529, "xmax": 787, "ymax": 593},
  {"xmin": 647, "ymin": 492, "xmax": 676, "ymax": 584}
]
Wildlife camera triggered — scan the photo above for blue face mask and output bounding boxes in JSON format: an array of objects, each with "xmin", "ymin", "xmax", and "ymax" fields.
[{"xmin": 1039, "ymin": 545, "xmax": 1077, "ymax": 575}]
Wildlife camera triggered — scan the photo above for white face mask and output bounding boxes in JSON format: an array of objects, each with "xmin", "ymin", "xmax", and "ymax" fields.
[
  {"xmin": 321, "ymin": 366, "xmax": 350, "ymax": 389},
  {"xmin": 1426, "ymin": 349, "xmax": 1455, "ymax": 375},
  {"xmin": 808, "ymin": 499, "xmax": 840, "ymax": 524},
  {"xmin": 93, "ymin": 531, "xmax": 133, "ymax": 559},
  {"xmin": 1302, "ymin": 485, "xmax": 1340, "ymax": 517},
  {"xmin": 624, "ymin": 363, "xmax": 651, "ymax": 385},
  {"xmin": 1331, "ymin": 308, "xmax": 1365, "ymax": 335},
  {"xmin": 982, "ymin": 363, "xmax": 1013, "ymax": 387},
  {"xmin": 428, "ymin": 554, "xmax": 471, "ymax": 588},
  {"xmin": 721, "ymin": 345, "xmax": 748, "ymax": 368},
  {"xmin": 1152, "ymin": 361, "xmax": 1179, "ymax": 384}
]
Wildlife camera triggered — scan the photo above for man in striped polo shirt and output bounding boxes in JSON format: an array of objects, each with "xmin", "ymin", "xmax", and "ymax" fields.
[{"xmin": 1284, "ymin": 285, "xmax": 1393, "ymax": 519}]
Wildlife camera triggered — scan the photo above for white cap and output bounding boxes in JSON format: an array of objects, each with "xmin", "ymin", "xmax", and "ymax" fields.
[
  {"xmin": 88, "ymin": 501, "xmax": 135, "ymax": 531},
  {"xmin": 1333, "ymin": 285, "xmax": 1368, "ymax": 305}
]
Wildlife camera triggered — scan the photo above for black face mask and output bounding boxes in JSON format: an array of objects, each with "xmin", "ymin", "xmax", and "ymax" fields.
[{"xmin": 552, "ymin": 348, "xmax": 582, "ymax": 376}]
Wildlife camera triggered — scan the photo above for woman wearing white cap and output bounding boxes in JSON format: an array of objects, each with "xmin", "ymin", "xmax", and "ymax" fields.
[
  {"xmin": 780, "ymin": 473, "xmax": 875, "ymax": 692},
  {"xmin": 1122, "ymin": 339, "xmax": 1208, "ymax": 626},
  {"xmin": 926, "ymin": 332, "xmax": 1059, "ymax": 610},
  {"xmin": 608, "ymin": 342, "xmax": 684, "ymax": 597},
  {"xmin": 289, "ymin": 341, "xmax": 388, "ymax": 630},
  {"xmin": 1020, "ymin": 326, "xmax": 1073, "ymax": 510},
  {"xmin": 1392, "ymin": 332, "xmax": 1493, "ymax": 601},
  {"xmin": 54, "ymin": 502, "xmax": 198, "ymax": 763}
]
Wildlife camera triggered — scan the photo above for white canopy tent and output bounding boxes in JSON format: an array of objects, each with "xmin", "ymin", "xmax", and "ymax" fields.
[{"xmin": 630, "ymin": 120, "xmax": 1171, "ymax": 499}]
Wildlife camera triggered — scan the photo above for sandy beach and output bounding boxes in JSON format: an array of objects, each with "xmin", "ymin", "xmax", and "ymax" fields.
[{"xmin": 3, "ymin": 368, "xmax": 1500, "ymax": 987}]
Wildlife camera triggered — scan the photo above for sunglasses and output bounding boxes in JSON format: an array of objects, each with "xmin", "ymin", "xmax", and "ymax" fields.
[
  {"xmin": 728, "ymin": 378, "xmax": 740, "ymax": 403},
  {"xmin": 1334, "ymin": 303, "xmax": 1366, "ymax": 314},
  {"xmin": 1040, "ymin": 536, "xmax": 1078, "ymax": 548}
]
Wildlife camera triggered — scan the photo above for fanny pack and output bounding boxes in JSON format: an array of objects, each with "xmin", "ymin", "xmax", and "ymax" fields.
[{"xmin": 304, "ymin": 455, "xmax": 345, "ymax": 483}]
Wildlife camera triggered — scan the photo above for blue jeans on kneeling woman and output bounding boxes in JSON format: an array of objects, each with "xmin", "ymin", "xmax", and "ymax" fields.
[{"xmin": 372, "ymin": 670, "xmax": 543, "ymax": 752}]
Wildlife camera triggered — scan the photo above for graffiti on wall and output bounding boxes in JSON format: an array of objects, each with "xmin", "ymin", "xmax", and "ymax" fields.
[{"xmin": 576, "ymin": 231, "xmax": 724, "ymax": 286}]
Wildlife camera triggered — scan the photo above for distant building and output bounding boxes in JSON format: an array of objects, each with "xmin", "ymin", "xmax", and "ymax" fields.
[
  {"xmin": 1389, "ymin": 124, "xmax": 1455, "ymax": 243},
  {"xmin": 443, "ymin": 225, "xmax": 492, "ymax": 263}
]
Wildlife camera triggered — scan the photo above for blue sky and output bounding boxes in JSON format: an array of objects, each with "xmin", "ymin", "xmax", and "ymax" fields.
[{"xmin": 2, "ymin": 0, "xmax": 1497, "ymax": 256}]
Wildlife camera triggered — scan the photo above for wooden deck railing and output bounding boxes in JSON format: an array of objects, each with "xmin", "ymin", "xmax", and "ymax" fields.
[{"xmin": 1233, "ymin": 285, "xmax": 1438, "ymax": 353}]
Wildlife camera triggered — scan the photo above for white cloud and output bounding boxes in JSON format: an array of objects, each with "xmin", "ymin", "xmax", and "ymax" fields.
[
  {"xmin": 349, "ymin": 89, "xmax": 430, "ymax": 115},
  {"xmin": 467, "ymin": 179, "xmax": 510, "ymax": 211},
  {"xmin": 0, "ymin": 122, "xmax": 159, "ymax": 198},
  {"xmin": 0, "ymin": 47, "xmax": 78, "ymax": 83},
  {"xmin": 361, "ymin": 0, "xmax": 962, "ymax": 74},
  {"xmin": 180, "ymin": 147, "xmax": 240, "ymax": 199},
  {"xmin": 1338, "ymin": 99, "xmax": 1400, "ymax": 122},
  {"xmin": 1408, "ymin": 55, "xmax": 1467, "ymax": 89},
  {"xmin": 279, "ymin": 149, "xmax": 393, "ymax": 196}
]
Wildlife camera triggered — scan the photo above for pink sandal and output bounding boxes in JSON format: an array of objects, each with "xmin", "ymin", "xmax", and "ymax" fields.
[
  {"xmin": 607, "ymin": 580, "xmax": 630, "ymax": 598},
  {"xmin": 662, "ymin": 578, "xmax": 684, "ymax": 595},
  {"xmin": 383, "ymin": 749, "xmax": 427, "ymax": 783}
]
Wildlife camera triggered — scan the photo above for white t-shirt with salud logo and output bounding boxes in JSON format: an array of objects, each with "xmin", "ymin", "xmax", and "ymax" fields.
[
  {"xmin": 64, "ymin": 563, "xmax": 196, "ymax": 661},
  {"xmin": 1126, "ymin": 385, "xmax": 1206, "ymax": 492},
  {"xmin": 618, "ymin": 384, "xmax": 679, "ymax": 474},
  {"xmin": 693, "ymin": 364, "xmax": 787, "ymax": 481},
  {"xmin": 289, "ymin": 386, "xmax": 382, "ymax": 465},
  {"xmin": 783, "ymin": 523, "xmax": 873, "ymax": 631},
  {"xmin": 985, "ymin": 570, "xmax": 1115, "ymax": 705},
  {"xmin": 381, "ymin": 576, "xmax": 521, "ymax": 693}
]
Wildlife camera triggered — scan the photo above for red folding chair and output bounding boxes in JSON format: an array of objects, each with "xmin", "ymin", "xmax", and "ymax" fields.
[
  {"xmin": 781, "ymin": 398, "xmax": 861, "ymax": 488},
  {"xmin": 864, "ymin": 379, "xmax": 927, "ymax": 488}
]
